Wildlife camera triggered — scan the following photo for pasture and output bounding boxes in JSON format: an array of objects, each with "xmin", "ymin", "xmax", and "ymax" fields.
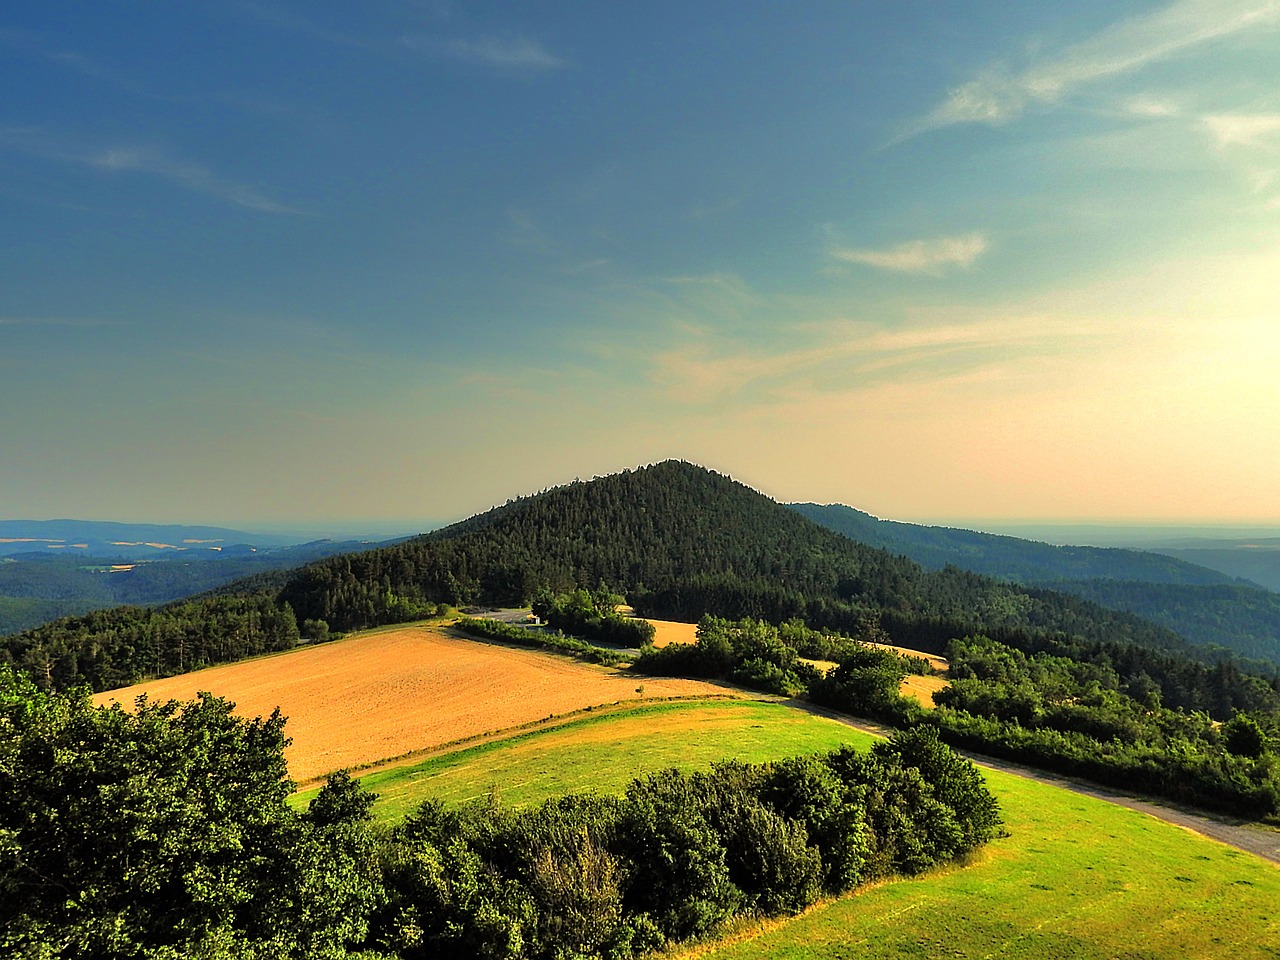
[
  {"xmin": 294, "ymin": 698, "xmax": 875, "ymax": 821},
  {"xmin": 677, "ymin": 766, "xmax": 1280, "ymax": 960},
  {"xmin": 305, "ymin": 684, "xmax": 1279, "ymax": 960},
  {"xmin": 93, "ymin": 621, "xmax": 732, "ymax": 783}
]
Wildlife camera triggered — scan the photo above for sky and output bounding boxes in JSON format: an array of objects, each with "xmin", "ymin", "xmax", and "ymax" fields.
[{"xmin": 3, "ymin": 1, "xmax": 1279, "ymax": 529}]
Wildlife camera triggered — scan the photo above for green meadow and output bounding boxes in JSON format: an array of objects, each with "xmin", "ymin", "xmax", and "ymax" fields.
[
  {"xmin": 679, "ymin": 767, "xmax": 1280, "ymax": 960},
  {"xmin": 301, "ymin": 696, "xmax": 1280, "ymax": 960},
  {"xmin": 295, "ymin": 698, "xmax": 873, "ymax": 821}
]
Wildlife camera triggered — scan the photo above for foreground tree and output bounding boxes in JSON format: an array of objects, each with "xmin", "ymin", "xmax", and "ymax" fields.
[{"xmin": 0, "ymin": 666, "xmax": 377, "ymax": 959}]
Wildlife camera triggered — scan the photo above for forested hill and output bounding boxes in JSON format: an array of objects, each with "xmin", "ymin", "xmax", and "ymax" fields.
[
  {"xmin": 8, "ymin": 461, "xmax": 1277, "ymax": 694},
  {"xmin": 278, "ymin": 462, "xmax": 1205, "ymax": 661},
  {"xmin": 788, "ymin": 503, "xmax": 1242, "ymax": 586},
  {"xmin": 792, "ymin": 502, "xmax": 1280, "ymax": 666}
]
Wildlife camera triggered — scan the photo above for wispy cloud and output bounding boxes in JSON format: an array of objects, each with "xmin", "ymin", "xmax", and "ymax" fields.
[
  {"xmin": 0, "ymin": 315, "xmax": 120, "ymax": 328},
  {"xmin": 88, "ymin": 147, "xmax": 303, "ymax": 213},
  {"xmin": 403, "ymin": 35, "xmax": 566, "ymax": 70},
  {"xmin": 647, "ymin": 314, "xmax": 1096, "ymax": 405},
  {"xmin": 830, "ymin": 233, "xmax": 988, "ymax": 275},
  {"xmin": 1203, "ymin": 113, "xmax": 1280, "ymax": 147},
  {"xmin": 902, "ymin": 0, "xmax": 1280, "ymax": 139},
  {"xmin": 0, "ymin": 130, "xmax": 301, "ymax": 214}
]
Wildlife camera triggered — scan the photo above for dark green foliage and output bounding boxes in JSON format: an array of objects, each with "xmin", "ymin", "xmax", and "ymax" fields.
[
  {"xmin": 0, "ymin": 660, "xmax": 999, "ymax": 958},
  {"xmin": 533, "ymin": 588, "xmax": 657, "ymax": 648},
  {"xmin": 928, "ymin": 636, "xmax": 1280, "ymax": 819},
  {"xmin": 0, "ymin": 539, "xmax": 393, "ymax": 636},
  {"xmin": 1222, "ymin": 714, "xmax": 1269, "ymax": 759},
  {"xmin": 0, "ymin": 668, "xmax": 378, "ymax": 958},
  {"xmin": 809, "ymin": 643, "xmax": 923, "ymax": 727},
  {"xmin": 0, "ymin": 593, "xmax": 299, "ymax": 692},
  {"xmin": 374, "ymin": 738, "xmax": 998, "ymax": 958},
  {"xmin": 1048, "ymin": 580, "xmax": 1280, "ymax": 666},
  {"xmin": 636, "ymin": 615, "xmax": 817, "ymax": 696},
  {"xmin": 792, "ymin": 503, "xmax": 1280, "ymax": 667},
  {"xmin": 790, "ymin": 502, "xmax": 1238, "ymax": 586},
  {"xmin": 454, "ymin": 617, "xmax": 627, "ymax": 666}
]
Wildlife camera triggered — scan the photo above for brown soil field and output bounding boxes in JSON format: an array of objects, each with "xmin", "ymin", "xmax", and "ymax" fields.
[{"xmin": 93, "ymin": 623, "xmax": 735, "ymax": 784}]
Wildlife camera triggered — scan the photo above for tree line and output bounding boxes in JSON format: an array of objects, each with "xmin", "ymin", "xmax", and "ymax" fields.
[
  {"xmin": 0, "ymin": 665, "xmax": 1000, "ymax": 959},
  {"xmin": 635, "ymin": 616, "xmax": 1280, "ymax": 820}
]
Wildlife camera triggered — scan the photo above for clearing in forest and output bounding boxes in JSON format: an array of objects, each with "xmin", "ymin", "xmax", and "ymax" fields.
[{"xmin": 93, "ymin": 621, "xmax": 734, "ymax": 784}]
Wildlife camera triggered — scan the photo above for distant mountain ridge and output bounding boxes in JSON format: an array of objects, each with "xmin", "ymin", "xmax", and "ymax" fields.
[
  {"xmin": 788, "ymin": 503, "xmax": 1247, "ymax": 587},
  {"xmin": 791, "ymin": 502, "xmax": 1280, "ymax": 664},
  {"xmin": 0, "ymin": 519, "xmax": 308, "ymax": 559}
]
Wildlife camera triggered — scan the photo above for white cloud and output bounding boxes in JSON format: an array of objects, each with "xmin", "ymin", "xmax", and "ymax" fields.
[
  {"xmin": 88, "ymin": 147, "xmax": 302, "ymax": 214},
  {"xmin": 0, "ymin": 129, "xmax": 300, "ymax": 214},
  {"xmin": 1203, "ymin": 113, "xmax": 1280, "ymax": 147},
  {"xmin": 905, "ymin": 0, "xmax": 1280, "ymax": 138},
  {"xmin": 830, "ymin": 233, "xmax": 988, "ymax": 275},
  {"xmin": 404, "ymin": 35, "xmax": 566, "ymax": 70}
]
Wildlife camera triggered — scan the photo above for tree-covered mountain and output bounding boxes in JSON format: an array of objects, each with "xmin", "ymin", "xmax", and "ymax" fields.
[
  {"xmin": 1153, "ymin": 542, "xmax": 1280, "ymax": 593},
  {"xmin": 6, "ymin": 461, "xmax": 1280, "ymax": 695},
  {"xmin": 791, "ymin": 502, "xmax": 1280, "ymax": 666}
]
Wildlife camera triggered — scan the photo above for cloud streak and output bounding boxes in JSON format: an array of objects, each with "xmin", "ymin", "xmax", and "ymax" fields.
[
  {"xmin": 830, "ymin": 233, "xmax": 988, "ymax": 275},
  {"xmin": 1204, "ymin": 113, "xmax": 1280, "ymax": 148},
  {"xmin": 647, "ymin": 313, "xmax": 1097, "ymax": 405},
  {"xmin": 903, "ymin": 0, "xmax": 1280, "ymax": 139},
  {"xmin": 403, "ymin": 35, "xmax": 566, "ymax": 70},
  {"xmin": 88, "ymin": 147, "xmax": 303, "ymax": 213},
  {"xmin": 0, "ymin": 130, "xmax": 301, "ymax": 214}
]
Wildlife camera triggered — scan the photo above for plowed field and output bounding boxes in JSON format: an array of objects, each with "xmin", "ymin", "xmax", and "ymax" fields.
[{"xmin": 93, "ymin": 623, "xmax": 733, "ymax": 784}]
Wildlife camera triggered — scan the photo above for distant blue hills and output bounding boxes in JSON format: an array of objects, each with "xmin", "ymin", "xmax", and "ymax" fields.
[{"xmin": 791, "ymin": 503, "xmax": 1280, "ymax": 665}]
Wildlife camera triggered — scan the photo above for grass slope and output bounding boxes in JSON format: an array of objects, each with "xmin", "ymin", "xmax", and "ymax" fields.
[
  {"xmin": 294, "ymin": 699, "xmax": 873, "ymax": 821},
  {"xmin": 312, "ymin": 695, "xmax": 1280, "ymax": 960},
  {"xmin": 683, "ymin": 766, "xmax": 1280, "ymax": 960}
]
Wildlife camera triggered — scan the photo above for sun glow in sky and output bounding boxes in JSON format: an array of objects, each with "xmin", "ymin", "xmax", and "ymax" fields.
[{"xmin": 3, "ymin": 1, "xmax": 1278, "ymax": 526}]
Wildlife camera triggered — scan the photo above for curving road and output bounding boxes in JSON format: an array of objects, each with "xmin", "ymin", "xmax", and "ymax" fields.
[{"xmin": 786, "ymin": 699, "xmax": 1280, "ymax": 866}]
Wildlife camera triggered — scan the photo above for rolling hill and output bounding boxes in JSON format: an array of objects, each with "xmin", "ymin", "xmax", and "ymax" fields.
[{"xmin": 792, "ymin": 502, "xmax": 1280, "ymax": 666}]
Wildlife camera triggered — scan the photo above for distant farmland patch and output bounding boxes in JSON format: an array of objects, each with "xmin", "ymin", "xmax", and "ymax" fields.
[
  {"xmin": 94, "ymin": 622, "xmax": 732, "ymax": 783},
  {"xmin": 646, "ymin": 617, "xmax": 699, "ymax": 648}
]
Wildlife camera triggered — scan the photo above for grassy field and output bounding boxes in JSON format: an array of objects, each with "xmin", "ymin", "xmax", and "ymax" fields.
[
  {"xmin": 677, "ymin": 766, "xmax": 1280, "ymax": 960},
  {"xmin": 294, "ymin": 698, "xmax": 875, "ymax": 821},
  {"xmin": 301, "ymin": 691, "xmax": 1280, "ymax": 960}
]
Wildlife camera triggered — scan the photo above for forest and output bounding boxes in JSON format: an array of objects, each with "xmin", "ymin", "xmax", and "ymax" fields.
[
  {"xmin": 0, "ymin": 666, "xmax": 1000, "ymax": 959},
  {"xmin": 2, "ymin": 460, "xmax": 1278, "ymax": 820},
  {"xmin": 635, "ymin": 616, "xmax": 1280, "ymax": 820}
]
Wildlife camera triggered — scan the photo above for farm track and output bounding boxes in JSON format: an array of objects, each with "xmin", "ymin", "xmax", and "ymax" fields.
[{"xmin": 787, "ymin": 699, "xmax": 1280, "ymax": 866}]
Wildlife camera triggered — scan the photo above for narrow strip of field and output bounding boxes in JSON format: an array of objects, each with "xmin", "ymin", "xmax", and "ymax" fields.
[
  {"xmin": 677, "ymin": 764, "xmax": 1280, "ymax": 960},
  {"xmin": 294, "ymin": 698, "xmax": 875, "ymax": 822},
  {"xmin": 92, "ymin": 621, "xmax": 733, "ymax": 784}
]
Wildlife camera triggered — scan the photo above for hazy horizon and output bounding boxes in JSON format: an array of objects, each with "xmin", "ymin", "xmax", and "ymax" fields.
[{"xmin": 5, "ymin": 3, "xmax": 1278, "ymax": 526}]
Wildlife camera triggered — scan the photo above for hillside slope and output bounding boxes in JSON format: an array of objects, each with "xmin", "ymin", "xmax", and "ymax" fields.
[
  {"xmin": 792, "ymin": 502, "xmax": 1280, "ymax": 665},
  {"xmin": 7, "ymin": 461, "xmax": 1278, "ymax": 695}
]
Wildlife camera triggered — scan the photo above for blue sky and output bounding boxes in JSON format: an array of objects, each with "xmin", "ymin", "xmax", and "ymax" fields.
[{"xmin": 3, "ymin": 1, "xmax": 1279, "ymax": 527}]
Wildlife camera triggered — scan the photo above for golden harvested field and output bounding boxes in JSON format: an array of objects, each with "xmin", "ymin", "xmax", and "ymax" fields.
[
  {"xmin": 646, "ymin": 618, "xmax": 699, "ymax": 648},
  {"xmin": 901, "ymin": 672, "xmax": 949, "ymax": 706},
  {"xmin": 93, "ymin": 623, "xmax": 734, "ymax": 784}
]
